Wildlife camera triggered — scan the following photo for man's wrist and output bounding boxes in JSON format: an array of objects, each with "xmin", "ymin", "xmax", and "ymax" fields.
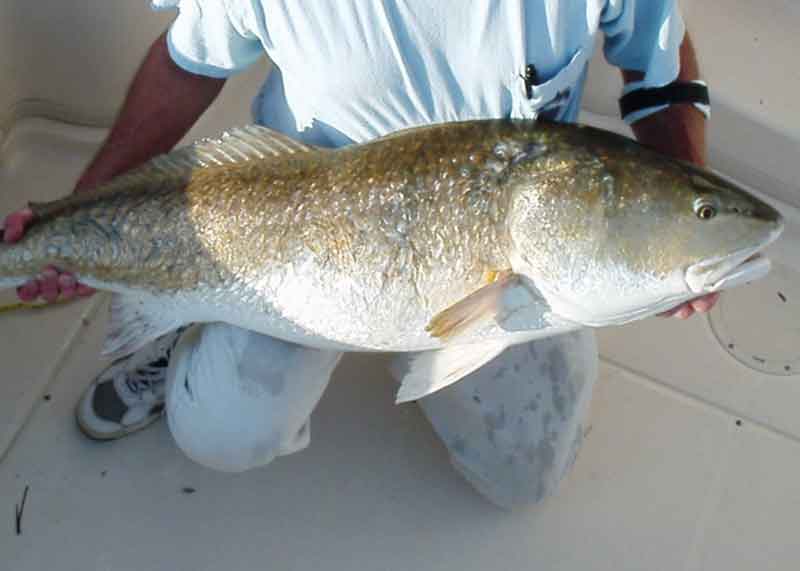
[
  {"xmin": 629, "ymin": 102, "xmax": 707, "ymax": 166},
  {"xmin": 619, "ymin": 80, "xmax": 710, "ymax": 125}
]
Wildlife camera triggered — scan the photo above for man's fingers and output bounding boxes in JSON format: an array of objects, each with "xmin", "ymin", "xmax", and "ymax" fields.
[
  {"xmin": 690, "ymin": 292, "xmax": 720, "ymax": 314},
  {"xmin": 39, "ymin": 272, "xmax": 60, "ymax": 303},
  {"xmin": 660, "ymin": 303, "xmax": 693, "ymax": 319},
  {"xmin": 659, "ymin": 305, "xmax": 683, "ymax": 318},
  {"xmin": 76, "ymin": 284, "xmax": 96, "ymax": 297},
  {"xmin": 2, "ymin": 208, "xmax": 34, "ymax": 243},
  {"xmin": 660, "ymin": 292, "xmax": 722, "ymax": 319},
  {"xmin": 39, "ymin": 266, "xmax": 64, "ymax": 302},
  {"xmin": 58, "ymin": 273, "xmax": 78, "ymax": 300},
  {"xmin": 15, "ymin": 271, "xmax": 93, "ymax": 303},
  {"xmin": 17, "ymin": 281, "xmax": 39, "ymax": 302},
  {"xmin": 2, "ymin": 220, "xmax": 95, "ymax": 301}
]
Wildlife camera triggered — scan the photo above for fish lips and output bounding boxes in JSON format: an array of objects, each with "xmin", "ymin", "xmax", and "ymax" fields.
[{"xmin": 685, "ymin": 227, "xmax": 783, "ymax": 294}]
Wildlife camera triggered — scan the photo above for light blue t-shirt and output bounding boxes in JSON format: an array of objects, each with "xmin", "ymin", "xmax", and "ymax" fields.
[{"xmin": 153, "ymin": 0, "xmax": 685, "ymax": 147}]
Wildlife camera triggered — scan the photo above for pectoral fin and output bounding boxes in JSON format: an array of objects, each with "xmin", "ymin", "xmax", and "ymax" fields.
[
  {"xmin": 399, "ymin": 272, "xmax": 578, "ymax": 402},
  {"xmin": 426, "ymin": 270, "xmax": 518, "ymax": 340},
  {"xmin": 392, "ymin": 340, "xmax": 509, "ymax": 404}
]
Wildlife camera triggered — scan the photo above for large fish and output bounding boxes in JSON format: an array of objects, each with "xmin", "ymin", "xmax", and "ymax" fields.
[{"xmin": 0, "ymin": 120, "xmax": 783, "ymax": 401}]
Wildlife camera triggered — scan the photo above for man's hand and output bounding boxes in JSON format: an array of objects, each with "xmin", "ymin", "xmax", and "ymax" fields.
[
  {"xmin": 3, "ymin": 207, "xmax": 95, "ymax": 303},
  {"xmin": 3, "ymin": 31, "xmax": 225, "ymax": 305},
  {"xmin": 659, "ymin": 292, "xmax": 719, "ymax": 320}
]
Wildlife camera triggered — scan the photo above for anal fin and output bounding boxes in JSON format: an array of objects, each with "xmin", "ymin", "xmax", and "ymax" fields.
[
  {"xmin": 103, "ymin": 293, "xmax": 184, "ymax": 359},
  {"xmin": 392, "ymin": 340, "xmax": 509, "ymax": 404}
]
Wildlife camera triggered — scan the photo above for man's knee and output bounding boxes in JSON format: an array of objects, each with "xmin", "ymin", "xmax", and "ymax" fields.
[
  {"xmin": 415, "ymin": 331, "xmax": 597, "ymax": 508},
  {"xmin": 167, "ymin": 404, "xmax": 310, "ymax": 473},
  {"xmin": 165, "ymin": 324, "xmax": 338, "ymax": 473},
  {"xmin": 446, "ymin": 415, "xmax": 585, "ymax": 509}
]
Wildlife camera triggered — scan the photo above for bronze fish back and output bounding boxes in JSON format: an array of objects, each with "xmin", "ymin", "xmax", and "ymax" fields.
[{"xmin": 4, "ymin": 121, "xmax": 534, "ymax": 305}]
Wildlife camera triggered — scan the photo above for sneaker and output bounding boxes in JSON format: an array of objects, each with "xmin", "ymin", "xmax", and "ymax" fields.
[{"xmin": 76, "ymin": 330, "xmax": 183, "ymax": 440}]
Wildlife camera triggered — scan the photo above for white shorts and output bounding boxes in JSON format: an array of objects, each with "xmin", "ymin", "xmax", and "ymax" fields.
[{"xmin": 165, "ymin": 323, "xmax": 597, "ymax": 508}]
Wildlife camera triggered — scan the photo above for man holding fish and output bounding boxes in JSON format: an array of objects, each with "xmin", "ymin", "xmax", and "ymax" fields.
[{"xmin": 1, "ymin": 1, "xmax": 750, "ymax": 508}]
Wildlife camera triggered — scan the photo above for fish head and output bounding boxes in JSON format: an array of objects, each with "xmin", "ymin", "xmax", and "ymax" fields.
[
  {"xmin": 675, "ymin": 166, "xmax": 783, "ymax": 297},
  {"xmin": 505, "ymin": 126, "xmax": 784, "ymax": 326}
]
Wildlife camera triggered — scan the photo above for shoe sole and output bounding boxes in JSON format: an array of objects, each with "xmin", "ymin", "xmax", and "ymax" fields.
[{"xmin": 75, "ymin": 405, "xmax": 165, "ymax": 441}]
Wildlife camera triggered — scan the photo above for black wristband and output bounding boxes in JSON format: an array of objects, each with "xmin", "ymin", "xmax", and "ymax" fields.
[{"xmin": 619, "ymin": 81, "xmax": 710, "ymax": 121}]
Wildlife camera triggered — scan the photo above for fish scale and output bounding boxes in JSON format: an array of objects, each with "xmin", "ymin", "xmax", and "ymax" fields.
[{"xmin": 0, "ymin": 119, "xmax": 783, "ymax": 400}]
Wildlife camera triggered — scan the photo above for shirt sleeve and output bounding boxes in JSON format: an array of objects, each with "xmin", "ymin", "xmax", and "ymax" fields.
[
  {"xmin": 600, "ymin": 0, "xmax": 686, "ymax": 87},
  {"xmin": 154, "ymin": 0, "xmax": 264, "ymax": 78}
]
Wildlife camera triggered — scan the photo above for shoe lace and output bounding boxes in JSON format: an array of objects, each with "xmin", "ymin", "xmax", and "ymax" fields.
[
  {"xmin": 123, "ymin": 357, "xmax": 169, "ymax": 397},
  {"xmin": 118, "ymin": 328, "xmax": 184, "ymax": 398}
]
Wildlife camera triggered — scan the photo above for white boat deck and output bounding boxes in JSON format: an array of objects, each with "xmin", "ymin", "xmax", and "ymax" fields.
[{"xmin": 3, "ymin": 2, "xmax": 800, "ymax": 568}]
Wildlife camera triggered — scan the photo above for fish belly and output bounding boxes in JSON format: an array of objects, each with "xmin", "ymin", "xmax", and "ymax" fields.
[{"xmin": 88, "ymin": 270, "xmax": 579, "ymax": 359}]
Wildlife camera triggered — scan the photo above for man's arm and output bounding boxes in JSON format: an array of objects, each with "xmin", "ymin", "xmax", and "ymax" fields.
[
  {"xmin": 75, "ymin": 33, "xmax": 225, "ymax": 192},
  {"xmin": 4, "ymin": 31, "xmax": 226, "ymax": 302},
  {"xmin": 622, "ymin": 32, "xmax": 716, "ymax": 318},
  {"xmin": 73, "ymin": 31, "xmax": 226, "ymax": 192},
  {"xmin": 623, "ymin": 33, "xmax": 706, "ymax": 166}
]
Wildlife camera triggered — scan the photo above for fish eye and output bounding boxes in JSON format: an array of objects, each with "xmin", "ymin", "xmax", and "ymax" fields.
[
  {"xmin": 694, "ymin": 198, "xmax": 717, "ymax": 220},
  {"xmin": 697, "ymin": 205, "xmax": 716, "ymax": 220}
]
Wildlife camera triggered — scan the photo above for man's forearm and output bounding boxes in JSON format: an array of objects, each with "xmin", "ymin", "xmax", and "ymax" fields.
[
  {"xmin": 74, "ymin": 31, "xmax": 226, "ymax": 192},
  {"xmin": 622, "ymin": 32, "xmax": 707, "ymax": 166}
]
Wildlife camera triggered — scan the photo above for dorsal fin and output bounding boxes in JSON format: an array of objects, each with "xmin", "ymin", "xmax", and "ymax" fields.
[
  {"xmin": 100, "ymin": 125, "xmax": 315, "ymax": 187},
  {"xmin": 160, "ymin": 125, "xmax": 314, "ymax": 170},
  {"xmin": 28, "ymin": 125, "xmax": 316, "ymax": 220}
]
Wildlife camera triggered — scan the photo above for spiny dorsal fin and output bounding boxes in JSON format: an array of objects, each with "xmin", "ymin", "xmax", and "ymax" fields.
[
  {"xmin": 176, "ymin": 125, "xmax": 314, "ymax": 167},
  {"xmin": 103, "ymin": 125, "xmax": 315, "ymax": 186},
  {"xmin": 28, "ymin": 126, "xmax": 316, "ymax": 220}
]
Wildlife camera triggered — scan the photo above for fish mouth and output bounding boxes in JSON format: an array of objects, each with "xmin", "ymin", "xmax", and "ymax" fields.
[{"xmin": 685, "ymin": 228, "xmax": 783, "ymax": 294}]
